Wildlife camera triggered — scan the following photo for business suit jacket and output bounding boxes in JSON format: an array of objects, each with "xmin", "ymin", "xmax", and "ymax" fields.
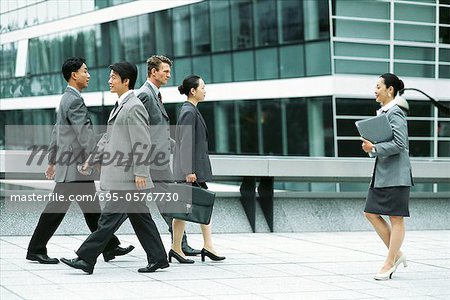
[
  {"xmin": 173, "ymin": 101, "xmax": 212, "ymax": 182},
  {"xmin": 371, "ymin": 104, "xmax": 413, "ymax": 188},
  {"xmin": 135, "ymin": 81, "xmax": 174, "ymax": 176},
  {"xmin": 49, "ymin": 87, "xmax": 97, "ymax": 182},
  {"xmin": 94, "ymin": 92, "xmax": 153, "ymax": 191}
]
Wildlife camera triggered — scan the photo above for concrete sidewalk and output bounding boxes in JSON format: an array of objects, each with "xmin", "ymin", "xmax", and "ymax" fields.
[{"xmin": 1, "ymin": 231, "xmax": 449, "ymax": 300}]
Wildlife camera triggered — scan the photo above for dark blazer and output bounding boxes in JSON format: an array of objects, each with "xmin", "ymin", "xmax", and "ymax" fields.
[
  {"xmin": 135, "ymin": 81, "xmax": 174, "ymax": 174},
  {"xmin": 371, "ymin": 104, "xmax": 413, "ymax": 188},
  {"xmin": 49, "ymin": 86, "xmax": 96, "ymax": 182},
  {"xmin": 174, "ymin": 101, "xmax": 212, "ymax": 182}
]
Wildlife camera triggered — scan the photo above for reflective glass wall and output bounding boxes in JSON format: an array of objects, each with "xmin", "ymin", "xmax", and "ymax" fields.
[
  {"xmin": 0, "ymin": 0, "xmax": 331, "ymax": 98},
  {"xmin": 332, "ymin": 0, "xmax": 450, "ymax": 79}
]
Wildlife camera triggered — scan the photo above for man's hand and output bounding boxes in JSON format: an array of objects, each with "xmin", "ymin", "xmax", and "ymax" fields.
[
  {"xmin": 45, "ymin": 164, "xmax": 55, "ymax": 180},
  {"xmin": 135, "ymin": 176, "xmax": 147, "ymax": 190},
  {"xmin": 361, "ymin": 137, "xmax": 374, "ymax": 153},
  {"xmin": 186, "ymin": 173, "xmax": 197, "ymax": 183}
]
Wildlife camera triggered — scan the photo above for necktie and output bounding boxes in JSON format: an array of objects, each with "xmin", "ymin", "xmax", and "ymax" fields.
[
  {"xmin": 158, "ymin": 92, "xmax": 163, "ymax": 104},
  {"xmin": 111, "ymin": 101, "xmax": 118, "ymax": 115}
]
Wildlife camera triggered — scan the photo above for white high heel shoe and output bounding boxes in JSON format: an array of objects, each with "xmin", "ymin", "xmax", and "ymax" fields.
[
  {"xmin": 374, "ymin": 265, "xmax": 396, "ymax": 280},
  {"xmin": 394, "ymin": 254, "xmax": 408, "ymax": 269}
]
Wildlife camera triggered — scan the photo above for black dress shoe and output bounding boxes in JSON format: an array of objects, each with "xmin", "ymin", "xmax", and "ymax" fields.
[
  {"xmin": 168, "ymin": 249, "xmax": 194, "ymax": 264},
  {"xmin": 61, "ymin": 257, "xmax": 94, "ymax": 274},
  {"xmin": 182, "ymin": 244, "xmax": 201, "ymax": 256},
  {"xmin": 103, "ymin": 245, "xmax": 135, "ymax": 262},
  {"xmin": 26, "ymin": 252, "xmax": 59, "ymax": 264},
  {"xmin": 201, "ymin": 248, "xmax": 226, "ymax": 262},
  {"xmin": 137, "ymin": 260, "xmax": 169, "ymax": 273}
]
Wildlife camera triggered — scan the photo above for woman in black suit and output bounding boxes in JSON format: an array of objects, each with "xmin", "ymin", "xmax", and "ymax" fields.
[{"xmin": 170, "ymin": 75, "xmax": 225, "ymax": 264}]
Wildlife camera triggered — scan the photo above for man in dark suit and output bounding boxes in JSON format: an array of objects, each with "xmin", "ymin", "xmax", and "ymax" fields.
[
  {"xmin": 26, "ymin": 57, "xmax": 133, "ymax": 264},
  {"xmin": 135, "ymin": 55, "xmax": 200, "ymax": 256},
  {"xmin": 61, "ymin": 62, "xmax": 169, "ymax": 274}
]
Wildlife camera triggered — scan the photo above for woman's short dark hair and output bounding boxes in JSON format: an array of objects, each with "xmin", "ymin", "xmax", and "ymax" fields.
[
  {"xmin": 178, "ymin": 75, "xmax": 201, "ymax": 96},
  {"xmin": 380, "ymin": 73, "xmax": 405, "ymax": 97},
  {"xmin": 109, "ymin": 62, "xmax": 138, "ymax": 89},
  {"xmin": 62, "ymin": 57, "xmax": 85, "ymax": 82}
]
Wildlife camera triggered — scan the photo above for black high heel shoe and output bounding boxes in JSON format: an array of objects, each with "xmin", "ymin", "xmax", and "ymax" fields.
[
  {"xmin": 201, "ymin": 248, "xmax": 225, "ymax": 262},
  {"xmin": 168, "ymin": 249, "xmax": 194, "ymax": 264}
]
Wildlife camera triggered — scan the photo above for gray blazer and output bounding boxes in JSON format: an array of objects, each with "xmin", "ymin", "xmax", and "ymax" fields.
[
  {"xmin": 49, "ymin": 87, "xmax": 97, "ymax": 182},
  {"xmin": 371, "ymin": 104, "xmax": 413, "ymax": 188},
  {"xmin": 135, "ymin": 81, "xmax": 173, "ymax": 175},
  {"xmin": 173, "ymin": 101, "xmax": 212, "ymax": 182},
  {"xmin": 94, "ymin": 92, "xmax": 153, "ymax": 191}
]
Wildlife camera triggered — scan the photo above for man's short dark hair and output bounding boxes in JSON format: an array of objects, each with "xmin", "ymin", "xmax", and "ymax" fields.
[
  {"xmin": 62, "ymin": 57, "xmax": 86, "ymax": 82},
  {"xmin": 146, "ymin": 55, "xmax": 172, "ymax": 75},
  {"xmin": 109, "ymin": 62, "xmax": 138, "ymax": 90}
]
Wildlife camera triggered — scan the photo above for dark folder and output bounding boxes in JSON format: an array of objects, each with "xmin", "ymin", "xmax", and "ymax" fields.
[{"xmin": 355, "ymin": 114, "xmax": 393, "ymax": 144}]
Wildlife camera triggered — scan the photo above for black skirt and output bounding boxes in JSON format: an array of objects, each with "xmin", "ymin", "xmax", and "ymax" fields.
[{"xmin": 364, "ymin": 186, "xmax": 410, "ymax": 217}]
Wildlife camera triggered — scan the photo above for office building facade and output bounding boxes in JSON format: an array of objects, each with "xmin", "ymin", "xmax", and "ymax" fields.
[{"xmin": 1, "ymin": 0, "xmax": 449, "ymax": 161}]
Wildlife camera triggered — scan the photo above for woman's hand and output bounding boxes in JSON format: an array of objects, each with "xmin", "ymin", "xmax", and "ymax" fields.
[
  {"xmin": 186, "ymin": 173, "xmax": 197, "ymax": 183},
  {"xmin": 361, "ymin": 138, "xmax": 374, "ymax": 153}
]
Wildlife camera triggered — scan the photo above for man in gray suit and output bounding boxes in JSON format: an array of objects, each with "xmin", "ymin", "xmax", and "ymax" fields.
[
  {"xmin": 61, "ymin": 62, "xmax": 168, "ymax": 274},
  {"xmin": 135, "ymin": 55, "xmax": 200, "ymax": 256},
  {"xmin": 27, "ymin": 57, "xmax": 133, "ymax": 264}
]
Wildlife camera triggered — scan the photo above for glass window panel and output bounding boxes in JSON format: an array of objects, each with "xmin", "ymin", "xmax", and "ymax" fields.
[
  {"xmin": 406, "ymin": 100, "xmax": 434, "ymax": 117},
  {"xmin": 173, "ymin": 6, "xmax": 191, "ymax": 56},
  {"xmin": 57, "ymin": 0, "xmax": 71, "ymax": 19},
  {"xmin": 440, "ymin": 27, "xmax": 450, "ymax": 44},
  {"xmin": 438, "ymin": 121, "xmax": 450, "ymax": 137},
  {"xmin": 192, "ymin": 56, "xmax": 212, "ymax": 84},
  {"xmin": 173, "ymin": 57, "xmax": 191, "ymax": 86},
  {"xmin": 395, "ymin": 24, "xmax": 435, "ymax": 43},
  {"xmin": 440, "ymin": 48, "xmax": 450, "ymax": 62},
  {"xmin": 35, "ymin": 1, "xmax": 48, "ymax": 24},
  {"xmin": 438, "ymin": 141, "xmax": 450, "ymax": 157},
  {"xmin": 278, "ymin": 0, "xmax": 303, "ymax": 43},
  {"xmin": 336, "ymin": 99, "xmax": 379, "ymax": 116},
  {"xmin": 338, "ymin": 140, "xmax": 367, "ymax": 157},
  {"xmin": 308, "ymin": 97, "xmax": 334, "ymax": 157},
  {"xmin": 395, "ymin": 3, "xmax": 435, "ymax": 23},
  {"xmin": 213, "ymin": 101, "xmax": 237, "ymax": 154},
  {"xmin": 335, "ymin": 42, "xmax": 389, "ymax": 59},
  {"xmin": 255, "ymin": 48, "xmax": 278, "ymax": 80},
  {"xmin": 211, "ymin": 0, "xmax": 231, "ymax": 52},
  {"xmin": 334, "ymin": 0, "xmax": 389, "ymax": 19},
  {"xmin": 139, "ymin": 14, "xmax": 155, "ymax": 61},
  {"xmin": 438, "ymin": 102, "xmax": 450, "ymax": 117},
  {"xmin": 47, "ymin": 0, "xmax": 58, "ymax": 22},
  {"xmin": 197, "ymin": 101, "xmax": 215, "ymax": 151},
  {"xmin": 439, "ymin": 65, "xmax": 450, "ymax": 78},
  {"xmin": 305, "ymin": 41, "xmax": 331, "ymax": 76},
  {"xmin": 395, "ymin": 46, "xmax": 435, "ymax": 61},
  {"xmin": 335, "ymin": 59, "xmax": 389, "ymax": 75},
  {"xmin": 118, "ymin": 17, "xmax": 140, "ymax": 62},
  {"xmin": 231, "ymin": 0, "xmax": 254, "ymax": 50},
  {"xmin": 408, "ymin": 120, "xmax": 434, "ymax": 137},
  {"xmin": 261, "ymin": 100, "xmax": 282, "ymax": 155},
  {"xmin": 232, "ymin": 50, "xmax": 255, "ymax": 81},
  {"xmin": 155, "ymin": 10, "xmax": 173, "ymax": 57},
  {"xmin": 212, "ymin": 53, "xmax": 232, "ymax": 83},
  {"xmin": 285, "ymin": 98, "xmax": 308, "ymax": 155},
  {"xmin": 69, "ymin": 0, "xmax": 83, "ymax": 16},
  {"xmin": 191, "ymin": 1, "xmax": 211, "ymax": 54},
  {"xmin": 279, "ymin": 44, "xmax": 305, "ymax": 78},
  {"xmin": 304, "ymin": 0, "xmax": 329, "ymax": 40},
  {"xmin": 334, "ymin": 19, "xmax": 389, "ymax": 40},
  {"xmin": 409, "ymin": 140, "xmax": 433, "ymax": 157},
  {"xmin": 337, "ymin": 119, "xmax": 360, "ymax": 136},
  {"xmin": 441, "ymin": 0, "xmax": 450, "ymax": 4},
  {"xmin": 254, "ymin": 0, "xmax": 278, "ymax": 46},
  {"xmin": 440, "ymin": 7, "xmax": 450, "ymax": 24},
  {"xmin": 394, "ymin": 62, "xmax": 435, "ymax": 78},
  {"xmin": 237, "ymin": 100, "xmax": 258, "ymax": 154}
]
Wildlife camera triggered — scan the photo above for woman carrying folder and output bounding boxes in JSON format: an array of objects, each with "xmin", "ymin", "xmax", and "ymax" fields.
[
  {"xmin": 361, "ymin": 73, "xmax": 413, "ymax": 281},
  {"xmin": 170, "ymin": 75, "xmax": 225, "ymax": 264}
]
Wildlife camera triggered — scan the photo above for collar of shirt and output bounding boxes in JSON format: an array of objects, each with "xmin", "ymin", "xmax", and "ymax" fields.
[
  {"xmin": 377, "ymin": 100, "xmax": 397, "ymax": 115},
  {"xmin": 147, "ymin": 80, "xmax": 160, "ymax": 96},
  {"xmin": 67, "ymin": 85, "xmax": 81, "ymax": 97},
  {"xmin": 117, "ymin": 90, "xmax": 133, "ymax": 106}
]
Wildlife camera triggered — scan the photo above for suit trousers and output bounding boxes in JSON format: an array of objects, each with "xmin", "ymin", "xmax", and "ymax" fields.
[
  {"xmin": 76, "ymin": 190, "xmax": 167, "ymax": 265},
  {"xmin": 151, "ymin": 167, "xmax": 174, "ymax": 229},
  {"xmin": 27, "ymin": 181, "xmax": 120, "ymax": 255}
]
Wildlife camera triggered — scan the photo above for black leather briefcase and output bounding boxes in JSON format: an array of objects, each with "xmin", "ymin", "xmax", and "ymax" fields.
[{"xmin": 162, "ymin": 183, "xmax": 215, "ymax": 225}]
